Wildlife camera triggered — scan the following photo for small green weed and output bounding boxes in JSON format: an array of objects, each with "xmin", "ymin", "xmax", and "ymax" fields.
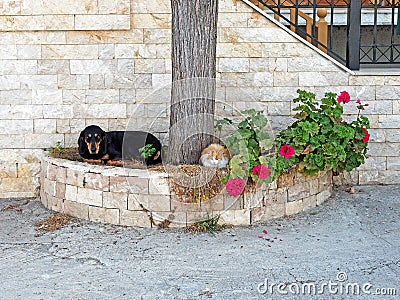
[
  {"xmin": 139, "ymin": 144, "xmax": 157, "ymax": 159},
  {"xmin": 185, "ymin": 215, "xmax": 225, "ymax": 234},
  {"xmin": 49, "ymin": 141, "xmax": 64, "ymax": 154}
]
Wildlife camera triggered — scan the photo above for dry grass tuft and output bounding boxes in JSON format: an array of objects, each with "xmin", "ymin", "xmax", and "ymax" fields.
[{"xmin": 35, "ymin": 213, "xmax": 75, "ymax": 232}]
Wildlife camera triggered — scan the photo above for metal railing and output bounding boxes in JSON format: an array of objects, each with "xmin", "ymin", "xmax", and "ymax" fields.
[
  {"xmin": 251, "ymin": 0, "xmax": 400, "ymax": 70},
  {"xmin": 360, "ymin": 1, "xmax": 400, "ymax": 66}
]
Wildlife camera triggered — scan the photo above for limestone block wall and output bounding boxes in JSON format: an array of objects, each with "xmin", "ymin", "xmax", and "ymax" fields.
[
  {"xmin": 1, "ymin": 0, "xmax": 399, "ymax": 198},
  {"xmin": 0, "ymin": 0, "xmax": 130, "ymax": 31}
]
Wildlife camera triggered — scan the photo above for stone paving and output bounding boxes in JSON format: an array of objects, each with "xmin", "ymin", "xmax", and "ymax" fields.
[{"xmin": 0, "ymin": 185, "xmax": 399, "ymax": 299}]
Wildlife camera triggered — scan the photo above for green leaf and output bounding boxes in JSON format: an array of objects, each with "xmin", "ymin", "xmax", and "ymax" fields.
[
  {"xmin": 220, "ymin": 174, "xmax": 230, "ymax": 184},
  {"xmin": 321, "ymin": 92, "xmax": 337, "ymax": 106},
  {"xmin": 231, "ymin": 164, "xmax": 246, "ymax": 178},
  {"xmin": 238, "ymin": 120, "xmax": 248, "ymax": 130},
  {"xmin": 258, "ymin": 155, "xmax": 274, "ymax": 166},
  {"xmin": 354, "ymin": 127, "xmax": 365, "ymax": 140},
  {"xmin": 238, "ymin": 128, "xmax": 253, "ymax": 139},
  {"xmin": 241, "ymin": 109, "xmax": 257, "ymax": 116},
  {"xmin": 259, "ymin": 139, "xmax": 273, "ymax": 151},
  {"xmin": 248, "ymin": 138, "xmax": 259, "ymax": 152},
  {"xmin": 333, "ymin": 107, "xmax": 343, "ymax": 119},
  {"xmin": 252, "ymin": 114, "xmax": 268, "ymax": 129},
  {"xmin": 138, "ymin": 144, "xmax": 157, "ymax": 159},
  {"xmin": 215, "ymin": 117, "xmax": 233, "ymax": 128},
  {"xmin": 229, "ymin": 155, "xmax": 245, "ymax": 166},
  {"xmin": 320, "ymin": 115, "xmax": 331, "ymax": 125},
  {"xmin": 334, "ymin": 125, "xmax": 355, "ymax": 139}
]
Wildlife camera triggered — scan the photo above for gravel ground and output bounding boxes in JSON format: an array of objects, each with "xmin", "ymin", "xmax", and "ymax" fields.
[{"xmin": 0, "ymin": 185, "xmax": 399, "ymax": 300}]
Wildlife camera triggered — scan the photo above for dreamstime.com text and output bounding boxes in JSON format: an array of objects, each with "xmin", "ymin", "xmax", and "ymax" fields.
[{"xmin": 257, "ymin": 272, "xmax": 397, "ymax": 296}]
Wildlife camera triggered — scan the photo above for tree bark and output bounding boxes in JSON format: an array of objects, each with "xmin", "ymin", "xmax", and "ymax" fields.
[{"xmin": 168, "ymin": 0, "xmax": 218, "ymax": 165}]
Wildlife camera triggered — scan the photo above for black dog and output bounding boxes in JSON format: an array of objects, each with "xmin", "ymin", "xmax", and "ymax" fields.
[{"xmin": 78, "ymin": 125, "xmax": 162, "ymax": 166}]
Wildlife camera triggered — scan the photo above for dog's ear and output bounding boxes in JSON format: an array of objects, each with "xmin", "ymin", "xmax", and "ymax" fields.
[{"xmin": 78, "ymin": 130, "xmax": 87, "ymax": 156}]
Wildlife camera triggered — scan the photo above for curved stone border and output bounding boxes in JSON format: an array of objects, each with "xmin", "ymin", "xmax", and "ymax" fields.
[{"xmin": 40, "ymin": 156, "xmax": 333, "ymax": 228}]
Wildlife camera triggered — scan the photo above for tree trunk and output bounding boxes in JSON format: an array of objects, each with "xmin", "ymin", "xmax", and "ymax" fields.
[{"xmin": 168, "ymin": 0, "xmax": 218, "ymax": 165}]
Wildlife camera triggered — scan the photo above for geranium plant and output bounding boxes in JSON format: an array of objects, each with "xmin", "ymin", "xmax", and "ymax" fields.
[
  {"xmin": 219, "ymin": 109, "xmax": 275, "ymax": 197},
  {"xmin": 219, "ymin": 89, "xmax": 370, "ymax": 197},
  {"xmin": 275, "ymin": 89, "xmax": 370, "ymax": 177}
]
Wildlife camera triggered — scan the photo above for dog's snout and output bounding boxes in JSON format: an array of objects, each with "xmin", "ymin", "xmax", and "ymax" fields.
[{"xmin": 90, "ymin": 144, "xmax": 97, "ymax": 152}]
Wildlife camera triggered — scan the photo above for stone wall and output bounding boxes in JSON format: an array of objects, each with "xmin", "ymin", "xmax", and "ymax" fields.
[
  {"xmin": 0, "ymin": 0, "xmax": 130, "ymax": 31},
  {"xmin": 1, "ymin": 0, "xmax": 399, "ymax": 198},
  {"xmin": 40, "ymin": 156, "xmax": 333, "ymax": 227}
]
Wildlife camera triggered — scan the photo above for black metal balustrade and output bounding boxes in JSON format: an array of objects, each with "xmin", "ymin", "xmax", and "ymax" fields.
[
  {"xmin": 359, "ymin": 1, "xmax": 400, "ymax": 67},
  {"xmin": 252, "ymin": 0, "xmax": 400, "ymax": 70}
]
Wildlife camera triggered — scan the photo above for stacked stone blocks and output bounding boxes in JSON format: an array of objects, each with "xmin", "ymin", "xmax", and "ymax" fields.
[{"xmin": 41, "ymin": 156, "xmax": 333, "ymax": 227}]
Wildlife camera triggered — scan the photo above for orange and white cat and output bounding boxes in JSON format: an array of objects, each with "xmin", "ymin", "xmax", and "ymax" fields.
[{"xmin": 200, "ymin": 144, "xmax": 230, "ymax": 168}]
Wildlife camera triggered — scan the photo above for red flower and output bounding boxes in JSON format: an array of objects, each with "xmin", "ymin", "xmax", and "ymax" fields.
[
  {"xmin": 252, "ymin": 165, "xmax": 271, "ymax": 179},
  {"xmin": 279, "ymin": 144, "xmax": 295, "ymax": 159},
  {"xmin": 225, "ymin": 178, "xmax": 245, "ymax": 197},
  {"xmin": 362, "ymin": 128, "xmax": 370, "ymax": 143},
  {"xmin": 337, "ymin": 91, "xmax": 350, "ymax": 104},
  {"xmin": 357, "ymin": 128, "xmax": 370, "ymax": 143}
]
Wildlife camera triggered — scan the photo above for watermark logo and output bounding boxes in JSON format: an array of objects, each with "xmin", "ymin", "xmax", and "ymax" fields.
[{"xmin": 257, "ymin": 272, "xmax": 397, "ymax": 296}]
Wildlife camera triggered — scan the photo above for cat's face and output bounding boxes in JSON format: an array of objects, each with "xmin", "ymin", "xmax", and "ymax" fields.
[
  {"xmin": 209, "ymin": 150, "xmax": 224, "ymax": 160},
  {"xmin": 200, "ymin": 144, "xmax": 230, "ymax": 168}
]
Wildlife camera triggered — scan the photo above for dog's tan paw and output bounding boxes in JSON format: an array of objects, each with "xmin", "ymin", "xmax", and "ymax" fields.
[
  {"xmin": 83, "ymin": 159, "xmax": 102, "ymax": 164},
  {"xmin": 106, "ymin": 160, "xmax": 123, "ymax": 167}
]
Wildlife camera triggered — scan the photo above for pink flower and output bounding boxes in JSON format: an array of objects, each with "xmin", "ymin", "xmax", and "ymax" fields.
[
  {"xmin": 279, "ymin": 144, "xmax": 295, "ymax": 159},
  {"xmin": 252, "ymin": 165, "xmax": 270, "ymax": 179},
  {"xmin": 362, "ymin": 128, "xmax": 370, "ymax": 143},
  {"xmin": 225, "ymin": 178, "xmax": 245, "ymax": 197},
  {"xmin": 356, "ymin": 99, "xmax": 361, "ymax": 104},
  {"xmin": 337, "ymin": 91, "xmax": 350, "ymax": 104}
]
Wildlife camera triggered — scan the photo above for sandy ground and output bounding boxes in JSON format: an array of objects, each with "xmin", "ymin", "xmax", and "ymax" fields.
[{"xmin": 0, "ymin": 185, "xmax": 399, "ymax": 299}]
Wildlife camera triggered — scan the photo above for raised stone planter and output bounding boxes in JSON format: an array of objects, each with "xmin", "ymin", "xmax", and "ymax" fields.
[{"xmin": 40, "ymin": 156, "xmax": 333, "ymax": 228}]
